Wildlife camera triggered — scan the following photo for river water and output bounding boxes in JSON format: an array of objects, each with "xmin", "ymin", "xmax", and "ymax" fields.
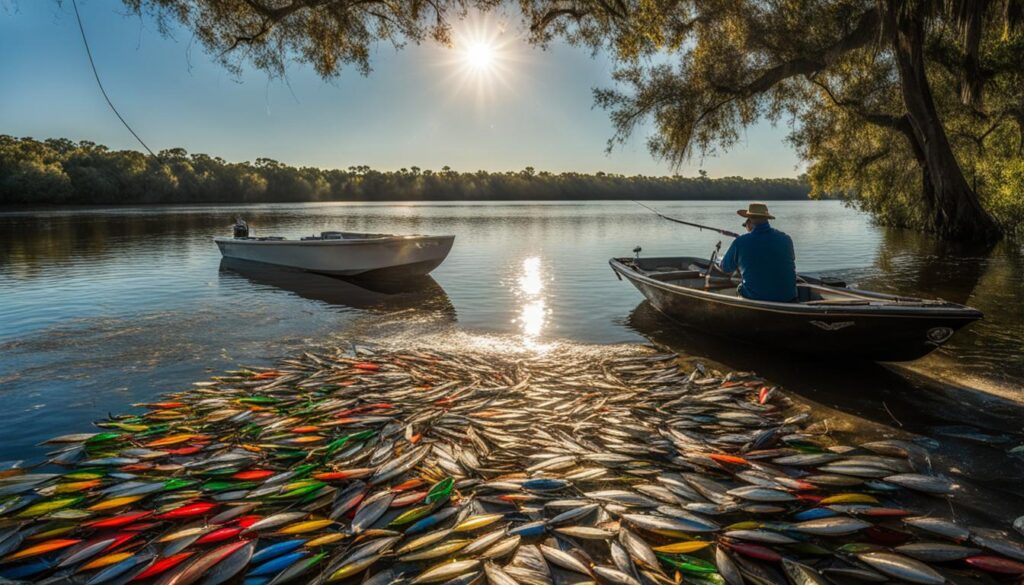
[{"xmin": 1, "ymin": 200, "xmax": 1022, "ymax": 520}]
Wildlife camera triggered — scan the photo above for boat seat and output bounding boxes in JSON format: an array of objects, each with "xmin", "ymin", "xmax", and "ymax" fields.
[
  {"xmin": 796, "ymin": 285, "xmax": 824, "ymax": 302},
  {"xmin": 704, "ymin": 281, "xmax": 739, "ymax": 291}
]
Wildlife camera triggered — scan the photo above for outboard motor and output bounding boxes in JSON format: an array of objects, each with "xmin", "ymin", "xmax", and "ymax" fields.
[{"xmin": 232, "ymin": 218, "xmax": 249, "ymax": 238}]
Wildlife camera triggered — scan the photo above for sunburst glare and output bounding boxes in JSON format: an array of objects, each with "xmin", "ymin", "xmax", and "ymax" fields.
[{"xmin": 439, "ymin": 12, "xmax": 521, "ymax": 107}]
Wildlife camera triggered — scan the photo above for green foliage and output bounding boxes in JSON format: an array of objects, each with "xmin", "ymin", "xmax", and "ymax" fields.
[
  {"xmin": 0, "ymin": 135, "xmax": 809, "ymax": 205},
  {"xmin": 975, "ymin": 127, "xmax": 1024, "ymax": 239},
  {"xmin": 0, "ymin": 136, "xmax": 74, "ymax": 203},
  {"xmin": 124, "ymin": 0, "xmax": 499, "ymax": 78},
  {"xmin": 981, "ymin": 160, "xmax": 1024, "ymax": 239}
]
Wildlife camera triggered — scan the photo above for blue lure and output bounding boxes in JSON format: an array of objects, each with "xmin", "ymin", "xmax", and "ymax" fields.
[
  {"xmin": 0, "ymin": 558, "xmax": 55, "ymax": 580},
  {"xmin": 250, "ymin": 539, "xmax": 305, "ymax": 566},
  {"xmin": 247, "ymin": 551, "xmax": 307, "ymax": 577},
  {"xmin": 792, "ymin": 508, "xmax": 838, "ymax": 521},
  {"xmin": 509, "ymin": 520, "xmax": 547, "ymax": 537},
  {"xmin": 405, "ymin": 506, "xmax": 458, "ymax": 535}
]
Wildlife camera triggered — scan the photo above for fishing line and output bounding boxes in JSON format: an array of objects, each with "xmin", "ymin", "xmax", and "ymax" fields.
[
  {"xmin": 71, "ymin": 0, "xmax": 161, "ymax": 160},
  {"xmin": 631, "ymin": 200, "xmax": 740, "ymax": 238}
]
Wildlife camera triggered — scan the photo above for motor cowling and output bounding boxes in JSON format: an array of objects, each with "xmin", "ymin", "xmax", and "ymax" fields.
[{"xmin": 233, "ymin": 218, "xmax": 249, "ymax": 238}]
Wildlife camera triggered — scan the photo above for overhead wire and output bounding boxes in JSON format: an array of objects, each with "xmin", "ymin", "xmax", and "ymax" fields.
[{"xmin": 71, "ymin": 0, "xmax": 161, "ymax": 161}]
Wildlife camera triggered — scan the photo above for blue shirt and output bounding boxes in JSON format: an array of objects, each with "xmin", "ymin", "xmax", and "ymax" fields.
[{"xmin": 718, "ymin": 222, "xmax": 797, "ymax": 302}]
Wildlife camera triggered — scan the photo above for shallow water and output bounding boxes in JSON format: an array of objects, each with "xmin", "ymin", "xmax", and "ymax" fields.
[{"xmin": 0, "ymin": 201, "xmax": 1021, "ymax": 491}]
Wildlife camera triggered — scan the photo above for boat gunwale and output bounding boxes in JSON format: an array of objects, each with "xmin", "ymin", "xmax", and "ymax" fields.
[
  {"xmin": 214, "ymin": 234, "xmax": 455, "ymax": 247},
  {"xmin": 609, "ymin": 257, "xmax": 983, "ymax": 320}
]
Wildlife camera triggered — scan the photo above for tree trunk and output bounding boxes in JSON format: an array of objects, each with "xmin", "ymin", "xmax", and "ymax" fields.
[
  {"xmin": 893, "ymin": 113, "xmax": 938, "ymax": 223},
  {"xmin": 888, "ymin": 8, "xmax": 1002, "ymax": 242}
]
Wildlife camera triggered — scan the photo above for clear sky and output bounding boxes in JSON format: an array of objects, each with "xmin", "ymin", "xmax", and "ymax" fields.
[{"xmin": 0, "ymin": 1, "xmax": 803, "ymax": 177}]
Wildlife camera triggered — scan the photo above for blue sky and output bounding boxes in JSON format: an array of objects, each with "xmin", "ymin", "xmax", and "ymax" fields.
[{"xmin": 0, "ymin": 1, "xmax": 803, "ymax": 177}]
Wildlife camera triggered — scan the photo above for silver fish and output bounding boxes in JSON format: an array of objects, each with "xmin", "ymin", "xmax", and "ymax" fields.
[
  {"xmin": 539, "ymin": 544, "xmax": 591, "ymax": 576},
  {"xmin": 411, "ymin": 560, "xmax": 482, "ymax": 584},
  {"xmin": 352, "ymin": 490, "xmax": 395, "ymax": 533},
  {"xmin": 716, "ymin": 547, "xmax": 743, "ymax": 585},
  {"xmin": 894, "ymin": 542, "xmax": 981, "ymax": 562},
  {"xmin": 592, "ymin": 566, "xmax": 640, "ymax": 585},
  {"xmin": 791, "ymin": 517, "xmax": 872, "ymax": 536},
  {"xmin": 856, "ymin": 552, "xmax": 945, "ymax": 585},
  {"xmin": 726, "ymin": 486, "xmax": 796, "ymax": 502},
  {"xmin": 483, "ymin": 562, "xmax": 518, "ymax": 585},
  {"xmin": 884, "ymin": 474, "xmax": 954, "ymax": 494},
  {"xmin": 782, "ymin": 559, "xmax": 829, "ymax": 585},
  {"xmin": 903, "ymin": 517, "xmax": 971, "ymax": 541}
]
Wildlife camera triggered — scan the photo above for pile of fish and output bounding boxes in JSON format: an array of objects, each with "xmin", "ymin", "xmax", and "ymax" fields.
[{"xmin": 0, "ymin": 345, "xmax": 1023, "ymax": 585}]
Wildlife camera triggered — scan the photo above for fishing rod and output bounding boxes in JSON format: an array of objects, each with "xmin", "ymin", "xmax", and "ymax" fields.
[
  {"xmin": 631, "ymin": 200, "xmax": 740, "ymax": 286},
  {"xmin": 632, "ymin": 201, "xmax": 740, "ymax": 238}
]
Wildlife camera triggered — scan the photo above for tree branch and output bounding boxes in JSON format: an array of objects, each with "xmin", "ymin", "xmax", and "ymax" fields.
[
  {"xmin": 855, "ymin": 147, "xmax": 892, "ymax": 172},
  {"xmin": 711, "ymin": 8, "xmax": 880, "ymax": 98},
  {"xmin": 810, "ymin": 78, "xmax": 906, "ymax": 130},
  {"xmin": 531, "ymin": 6, "xmax": 592, "ymax": 33},
  {"xmin": 222, "ymin": 0, "xmax": 393, "ymax": 56}
]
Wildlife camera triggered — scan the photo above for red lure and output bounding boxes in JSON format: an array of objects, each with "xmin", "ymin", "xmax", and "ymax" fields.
[
  {"xmin": 722, "ymin": 541, "xmax": 782, "ymax": 562},
  {"xmin": 85, "ymin": 511, "xmax": 152, "ymax": 529},
  {"xmin": 194, "ymin": 527, "xmax": 242, "ymax": 545},
  {"xmin": 156, "ymin": 501, "xmax": 218, "ymax": 520},
  {"xmin": 130, "ymin": 552, "xmax": 194, "ymax": 581}
]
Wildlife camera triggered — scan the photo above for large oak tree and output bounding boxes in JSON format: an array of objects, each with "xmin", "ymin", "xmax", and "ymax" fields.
[{"xmin": 520, "ymin": 0, "xmax": 1023, "ymax": 241}]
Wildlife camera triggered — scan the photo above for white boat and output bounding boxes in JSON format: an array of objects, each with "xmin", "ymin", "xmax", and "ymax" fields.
[{"xmin": 214, "ymin": 220, "xmax": 454, "ymax": 277}]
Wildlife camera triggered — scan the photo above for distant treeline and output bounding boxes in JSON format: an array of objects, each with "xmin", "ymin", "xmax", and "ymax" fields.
[{"xmin": 0, "ymin": 136, "xmax": 810, "ymax": 205}]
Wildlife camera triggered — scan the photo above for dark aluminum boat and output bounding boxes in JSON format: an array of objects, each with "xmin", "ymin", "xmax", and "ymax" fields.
[{"xmin": 611, "ymin": 255, "xmax": 983, "ymax": 361}]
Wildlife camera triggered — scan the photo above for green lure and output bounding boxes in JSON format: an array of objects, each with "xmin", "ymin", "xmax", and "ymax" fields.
[
  {"xmin": 657, "ymin": 554, "xmax": 718, "ymax": 574},
  {"xmin": 425, "ymin": 477, "xmax": 455, "ymax": 505}
]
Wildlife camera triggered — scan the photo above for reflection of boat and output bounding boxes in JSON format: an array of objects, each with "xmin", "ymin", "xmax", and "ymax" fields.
[
  {"xmin": 214, "ymin": 220, "xmax": 454, "ymax": 277},
  {"xmin": 611, "ymin": 256, "xmax": 982, "ymax": 362},
  {"xmin": 218, "ymin": 258, "xmax": 455, "ymax": 314}
]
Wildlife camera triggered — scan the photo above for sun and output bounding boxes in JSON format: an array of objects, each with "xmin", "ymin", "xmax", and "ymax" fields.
[
  {"xmin": 438, "ymin": 12, "xmax": 522, "ymax": 107},
  {"xmin": 464, "ymin": 41, "xmax": 496, "ymax": 73}
]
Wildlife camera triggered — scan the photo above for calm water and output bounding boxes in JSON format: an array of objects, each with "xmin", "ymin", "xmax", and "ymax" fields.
[{"xmin": 1, "ymin": 201, "xmax": 1023, "ymax": 514}]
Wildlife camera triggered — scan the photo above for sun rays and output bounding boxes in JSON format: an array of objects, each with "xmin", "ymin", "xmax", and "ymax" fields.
[{"xmin": 438, "ymin": 12, "xmax": 522, "ymax": 108}]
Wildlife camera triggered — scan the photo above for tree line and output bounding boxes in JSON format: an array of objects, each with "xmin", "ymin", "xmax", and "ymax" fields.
[{"xmin": 0, "ymin": 135, "xmax": 811, "ymax": 205}]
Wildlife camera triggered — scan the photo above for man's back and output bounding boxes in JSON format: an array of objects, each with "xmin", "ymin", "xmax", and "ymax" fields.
[{"xmin": 719, "ymin": 223, "xmax": 797, "ymax": 302}]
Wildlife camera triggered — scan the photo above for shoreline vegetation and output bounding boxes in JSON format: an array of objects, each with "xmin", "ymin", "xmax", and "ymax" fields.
[{"xmin": 0, "ymin": 135, "xmax": 810, "ymax": 206}]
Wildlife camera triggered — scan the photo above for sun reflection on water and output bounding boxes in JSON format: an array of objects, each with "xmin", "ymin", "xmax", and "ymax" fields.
[{"xmin": 514, "ymin": 256, "xmax": 551, "ymax": 350}]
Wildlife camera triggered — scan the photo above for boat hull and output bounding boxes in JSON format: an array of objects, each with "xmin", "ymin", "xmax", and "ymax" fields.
[
  {"xmin": 218, "ymin": 257, "xmax": 455, "ymax": 315},
  {"xmin": 215, "ymin": 235, "xmax": 454, "ymax": 277},
  {"xmin": 611, "ymin": 258, "xmax": 982, "ymax": 362}
]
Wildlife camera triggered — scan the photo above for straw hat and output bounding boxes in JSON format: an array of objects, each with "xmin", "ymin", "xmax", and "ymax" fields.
[{"xmin": 737, "ymin": 202, "xmax": 775, "ymax": 220}]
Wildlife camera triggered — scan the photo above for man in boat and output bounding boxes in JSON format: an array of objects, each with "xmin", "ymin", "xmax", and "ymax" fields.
[{"xmin": 717, "ymin": 202, "xmax": 798, "ymax": 302}]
